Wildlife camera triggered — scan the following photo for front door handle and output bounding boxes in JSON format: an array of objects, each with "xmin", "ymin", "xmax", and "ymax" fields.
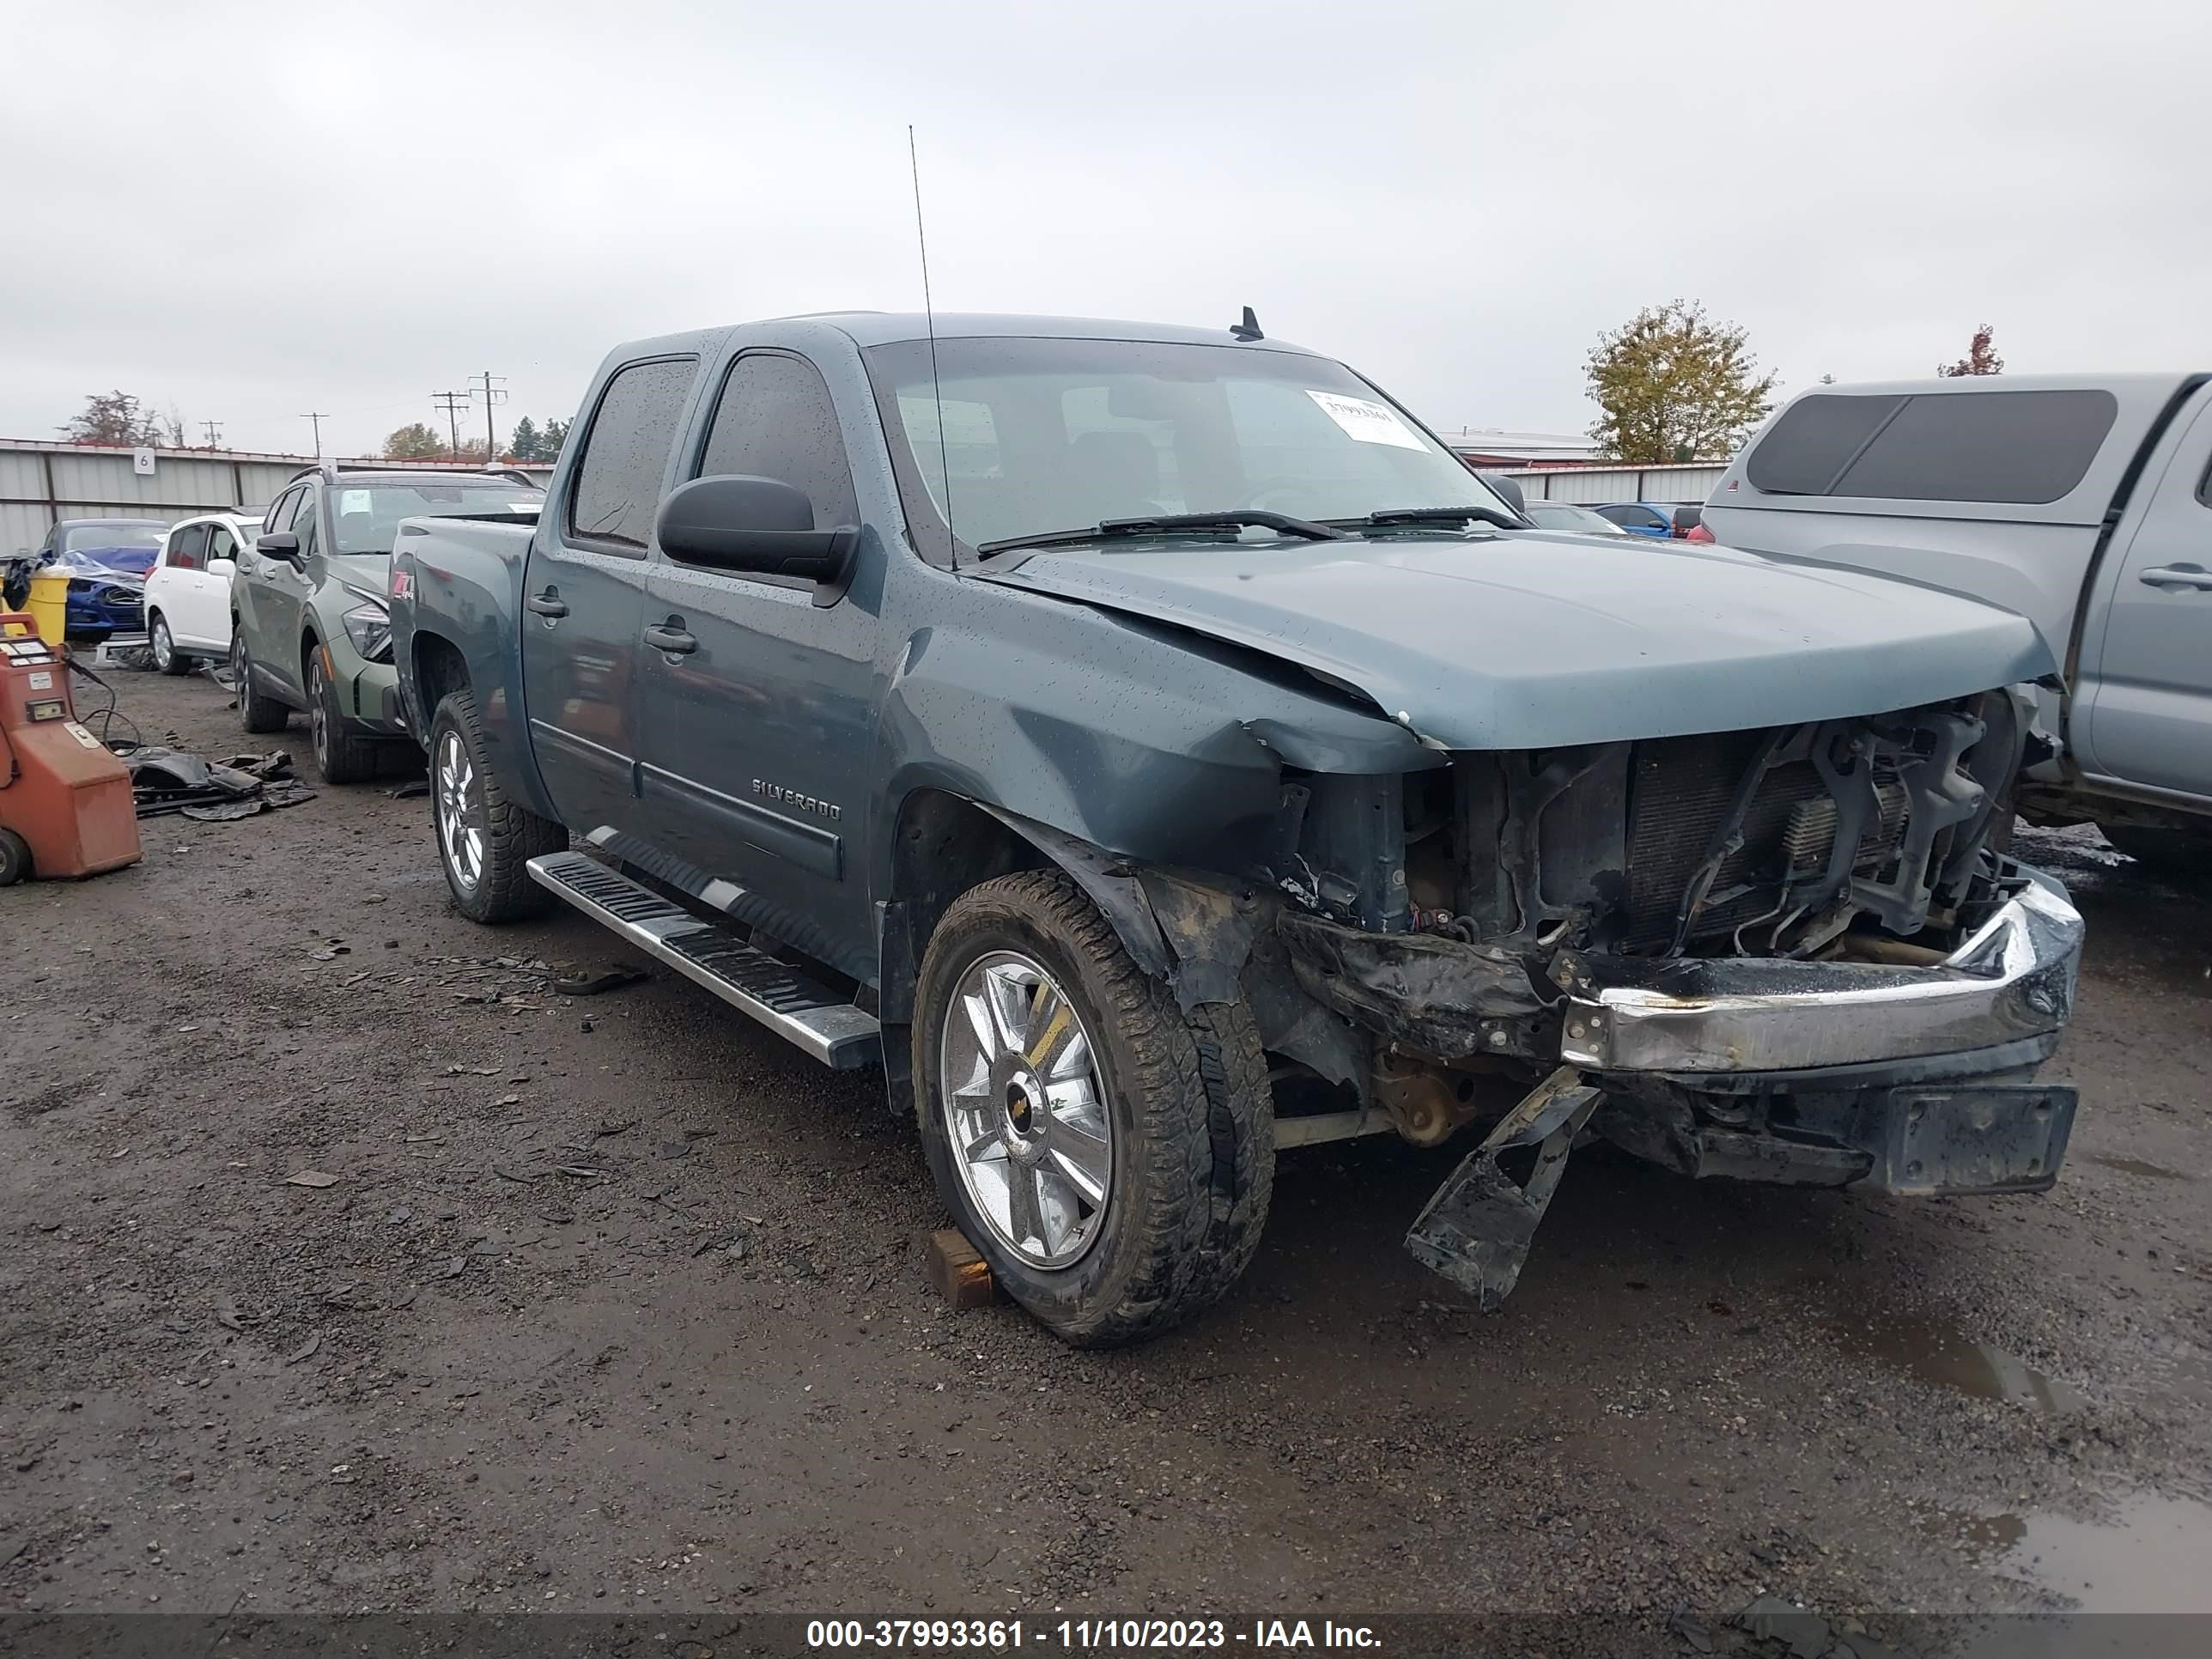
[
  {"xmin": 644, "ymin": 622, "xmax": 697, "ymax": 654},
  {"xmin": 526, "ymin": 590, "xmax": 568, "ymax": 618},
  {"xmin": 2138, "ymin": 564, "xmax": 2212, "ymax": 592}
]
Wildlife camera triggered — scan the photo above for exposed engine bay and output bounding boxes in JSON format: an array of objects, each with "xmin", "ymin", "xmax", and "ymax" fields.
[
  {"xmin": 1224, "ymin": 687, "xmax": 2076, "ymax": 1306},
  {"xmin": 1285, "ymin": 689, "xmax": 2027, "ymax": 965}
]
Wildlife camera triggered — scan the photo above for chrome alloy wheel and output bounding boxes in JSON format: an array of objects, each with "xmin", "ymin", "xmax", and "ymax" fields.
[
  {"xmin": 434, "ymin": 728, "xmax": 485, "ymax": 894},
  {"xmin": 939, "ymin": 950, "xmax": 1113, "ymax": 1269}
]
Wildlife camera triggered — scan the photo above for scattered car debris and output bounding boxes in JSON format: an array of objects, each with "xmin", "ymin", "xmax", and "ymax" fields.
[
  {"xmin": 387, "ymin": 779, "xmax": 430, "ymax": 799},
  {"xmin": 551, "ymin": 964, "xmax": 648, "ymax": 997},
  {"xmin": 125, "ymin": 747, "xmax": 315, "ymax": 821},
  {"xmin": 283, "ymin": 1333, "xmax": 322, "ymax": 1364},
  {"xmin": 284, "ymin": 1171, "xmax": 341, "ymax": 1188}
]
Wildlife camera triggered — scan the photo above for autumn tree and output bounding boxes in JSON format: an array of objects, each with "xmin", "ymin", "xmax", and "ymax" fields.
[
  {"xmin": 1585, "ymin": 300, "xmax": 1778, "ymax": 464},
  {"xmin": 60, "ymin": 390, "xmax": 165, "ymax": 447},
  {"xmin": 1938, "ymin": 324, "xmax": 2003, "ymax": 377},
  {"xmin": 383, "ymin": 422, "xmax": 447, "ymax": 459}
]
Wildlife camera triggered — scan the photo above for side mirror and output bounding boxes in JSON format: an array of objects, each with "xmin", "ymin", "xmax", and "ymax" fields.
[
  {"xmin": 257, "ymin": 532, "xmax": 301, "ymax": 564},
  {"xmin": 207, "ymin": 557, "xmax": 237, "ymax": 578},
  {"xmin": 656, "ymin": 475, "xmax": 856, "ymax": 586}
]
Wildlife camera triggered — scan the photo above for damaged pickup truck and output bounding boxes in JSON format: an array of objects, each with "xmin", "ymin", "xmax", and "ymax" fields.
[{"xmin": 387, "ymin": 311, "xmax": 2085, "ymax": 1346}]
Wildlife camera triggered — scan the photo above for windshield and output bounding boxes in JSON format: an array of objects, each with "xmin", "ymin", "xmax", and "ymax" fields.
[
  {"xmin": 1525, "ymin": 502, "xmax": 1632, "ymax": 536},
  {"xmin": 61, "ymin": 522, "xmax": 166, "ymax": 553},
  {"xmin": 861, "ymin": 337, "xmax": 1509, "ymax": 554},
  {"xmin": 328, "ymin": 484, "xmax": 539, "ymax": 556}
]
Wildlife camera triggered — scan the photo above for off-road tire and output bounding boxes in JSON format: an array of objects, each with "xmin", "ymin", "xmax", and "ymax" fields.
[
  {"xmin": 2100, "ymin": 820, "xmax": 2211, "ymax": 885},
  {"xmin": 233, "ymin": 629, "xmax": 289, "ymax": 733},
  {"xmin": 914, "ymin": 870, "xmax": 1274, "ymax": 1346},
  {"xmin": 149, "ymin": 614, "xmax": 193, "ymax": 676},
  {"xmin": 308, "ymin": 650, "xmax": 380, "ymax": 785},
  {"xmin": 429, "ymin": 687, "xmax": 565, "ymax": 923}
]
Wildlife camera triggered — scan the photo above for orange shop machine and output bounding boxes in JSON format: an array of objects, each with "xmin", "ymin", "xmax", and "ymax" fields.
[{"xmin": 0, "ymin": 613, "xmax": 142, "ymax": 885}]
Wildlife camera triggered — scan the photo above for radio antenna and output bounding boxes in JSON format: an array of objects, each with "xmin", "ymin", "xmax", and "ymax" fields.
[{"xmin": 908, "ymin": 125, "xmax": 957, "ymax": 571}]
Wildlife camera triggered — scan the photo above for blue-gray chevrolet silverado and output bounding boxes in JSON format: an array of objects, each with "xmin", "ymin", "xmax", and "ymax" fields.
[{"xmin": 388, "ymin": 312, "xmax": 2086, "ymax": 1346}]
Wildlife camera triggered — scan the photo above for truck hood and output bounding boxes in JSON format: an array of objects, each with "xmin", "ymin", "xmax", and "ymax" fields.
[{"xmin": 971, "ymin": 532, "xmax": 2056, "ymax": 749}]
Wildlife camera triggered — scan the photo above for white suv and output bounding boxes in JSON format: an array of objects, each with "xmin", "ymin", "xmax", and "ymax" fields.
[{"xmin": 143, "ymin": 511, "xmax": 263, "ymax": 675}]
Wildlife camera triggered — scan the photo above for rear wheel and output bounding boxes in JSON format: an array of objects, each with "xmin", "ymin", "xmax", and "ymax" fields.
[
  {"xmin": 233, "ymin": 629, "xmax": 289, "ymax": 733},
  {"xmin": 149, "ymin": 615, "xmax": 192, "ymax": 676},
  {"xmin": 915, "ymin": 871, "xmax": 1273, "ymax": 1346},
  {"xmin": 429, "ymin": 687, "xmax": 565, "ymax": 922},
  {"xmin": 0, "ymin": 827, "xmax": 30, "ymax": 886},
  {"xmin": 307, "ymin": 650, "xmax": 380, "ymax": 785},
  {"xmin": 2100, "ymin": 821, "xmax": 2211, "ymax": 885}
]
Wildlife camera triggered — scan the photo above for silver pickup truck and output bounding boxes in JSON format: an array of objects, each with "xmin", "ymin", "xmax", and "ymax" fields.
[{"xmin": 1705, "ymin": 373, "xmax": 2212, "ymax": 877}]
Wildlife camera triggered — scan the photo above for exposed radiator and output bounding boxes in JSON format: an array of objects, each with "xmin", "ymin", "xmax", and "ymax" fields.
[{"xmin": 1620, "ymin": 732, "xmax": 1905, "ymax": 953}]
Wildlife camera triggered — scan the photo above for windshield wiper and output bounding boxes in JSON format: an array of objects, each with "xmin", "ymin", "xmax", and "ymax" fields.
[
  {"xmin": 974, "ymin": 510, "xmax": 1345, "ymax": 558},
  {"xmin": 1328, "ymin": 506, "xmax": 1531, "ymax": 534}
]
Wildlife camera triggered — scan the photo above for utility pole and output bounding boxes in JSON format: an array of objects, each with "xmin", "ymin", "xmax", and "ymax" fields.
[
  {"xmin": 432, "ymin": 391, "xmax": 470, "ymax": 461},
  {"xmin": 299, "ymin": 411, "xmax": 327, "ymax": 459},
  {"xmin": 477, "ymin": 370, "xmax": 507, "ymax": 463},
  {"xmin": 200, "ymin": 419, "xmax": 223, "ymax": 450}
]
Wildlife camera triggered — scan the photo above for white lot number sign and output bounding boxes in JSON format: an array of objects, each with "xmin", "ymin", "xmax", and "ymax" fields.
[{"xmin": 1306, "ymin": 390, "xmax": 1425, "ymax": 450}]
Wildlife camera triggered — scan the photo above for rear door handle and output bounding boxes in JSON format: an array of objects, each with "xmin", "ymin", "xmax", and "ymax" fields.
[
  {"xmin": 644, "ymin": 622, "xmax": 697, "ymax": 654},
  {"xmin": 526, "ymin": 591, "xmax": 568, "ymax": 618},
  {"xmin": 2138, "ymin": 565, "xmax": 2212, "ymax": 591}
]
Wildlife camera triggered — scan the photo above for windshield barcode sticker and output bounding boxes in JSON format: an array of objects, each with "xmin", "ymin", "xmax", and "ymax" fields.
[{"xmin": 1306, "ymin": 390, "xmax": 1425, "ymax": 450}]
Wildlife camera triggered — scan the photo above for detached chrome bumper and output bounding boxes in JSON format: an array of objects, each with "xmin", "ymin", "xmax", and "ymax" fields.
[{"xmin": 1559, "ymin": 876, "xmax": 2083, "ymax": 1075}]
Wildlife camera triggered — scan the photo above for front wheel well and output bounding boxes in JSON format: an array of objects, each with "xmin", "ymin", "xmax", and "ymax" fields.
[
  {"xmin": 410, "ymin": 631, "xmax": 471, "ymax": 725},
  {"xmin": 884, "ymin": 791, "xmax": 1045, "ymax": 1025}
]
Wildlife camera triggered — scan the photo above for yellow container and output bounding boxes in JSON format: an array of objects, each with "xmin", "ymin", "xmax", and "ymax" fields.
[{"xmin": 27, "ymin": 568, "xmax": 70, "ymax": 644}]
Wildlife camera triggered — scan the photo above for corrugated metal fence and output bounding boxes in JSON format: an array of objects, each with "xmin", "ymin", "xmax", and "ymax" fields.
[
  {"xmin": 3, "ymin": 440, "xmax": 556, "ymax": 555},
  {"xmin": 1488, "ymin": 461, "xmax": 1728, "ymax": 505}
]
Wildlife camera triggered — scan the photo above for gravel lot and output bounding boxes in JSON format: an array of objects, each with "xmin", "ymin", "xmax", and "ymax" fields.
[{"xmin": 3, "ymin": 665, "xmax": 2208, "ymax": 1640}]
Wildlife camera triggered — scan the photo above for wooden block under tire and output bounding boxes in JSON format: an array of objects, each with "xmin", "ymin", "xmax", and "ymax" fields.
[{"xmin": 925, "ymin": 1228, "xmax": 997, "ymax": 1309}]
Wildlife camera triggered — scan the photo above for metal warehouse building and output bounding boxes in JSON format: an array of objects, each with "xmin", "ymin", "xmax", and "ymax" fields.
[
  {"xmin": 1487, "ymin": 459, "xmax": 1728, "ymax": 504},
  {"xmin": 2, "ymin": 439, "xmax": 554, "ymax": 556}
]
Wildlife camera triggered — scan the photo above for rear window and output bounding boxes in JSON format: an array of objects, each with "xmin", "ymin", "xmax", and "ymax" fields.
[{"xmin": 1748, "ymin": 389, "xmax": 2119, "ymax": 504}]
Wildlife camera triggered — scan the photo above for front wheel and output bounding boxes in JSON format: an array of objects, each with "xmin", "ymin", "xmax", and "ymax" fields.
[
  {"xmin": 428, "ymin": 687, "xmax": 565, "ymax": 922},
  {"xmin": 308, "ymin": 650, "xmax": 380, "ymax": 785},
  {"xmin": 150, "ymin": 615, "xmax": 193, "ymax": 676},
  {"xmin": 914, "ymin": 871, "xmax": 1273, "ymax": 1347}
]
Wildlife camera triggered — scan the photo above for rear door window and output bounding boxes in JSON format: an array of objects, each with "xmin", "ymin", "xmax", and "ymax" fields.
[
  {"xmin": 568, "ymin": 356, "xmax": 699, "ymax": 550},
  {"xmin": 167, "ymin": 523, "xmax": 210, "ymax": 570},
  {"xmin": 1748, "ymin": 389, "xmax": 2118, "ymax": 503}
]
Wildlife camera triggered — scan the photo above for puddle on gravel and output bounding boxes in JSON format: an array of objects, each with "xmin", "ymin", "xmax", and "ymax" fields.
[
  {"xmin": 1837, "ymin": 1312, "xmax": 2087, "ymax": 1414},
  {"xmin": 2087, "ymin": 1153, "xmax": 2193, "ymax": 1182},
  {"xmin": 1922, "ymin": 1495, "xmax": 2212, "ymax": 1613}
]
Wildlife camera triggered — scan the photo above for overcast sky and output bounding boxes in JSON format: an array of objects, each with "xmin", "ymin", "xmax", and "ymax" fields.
[{"xmin": 4, "ymin": 0, "xmax": 2204, "ymax": 458}]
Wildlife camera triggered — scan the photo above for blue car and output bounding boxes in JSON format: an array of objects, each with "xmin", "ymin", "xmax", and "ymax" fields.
[
  {"xmin": 1592, "ymin": 502, "xmax": 1693, "ymax": 539},
  {"xmin": 28, "ymin": 518, "xmax": 167, "ymax": 642}
]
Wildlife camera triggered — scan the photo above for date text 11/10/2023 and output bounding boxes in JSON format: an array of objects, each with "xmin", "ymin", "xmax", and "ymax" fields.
[{"xmin": 805, "ymin": 1620, "xmax": 1383, "ymax": 1650}]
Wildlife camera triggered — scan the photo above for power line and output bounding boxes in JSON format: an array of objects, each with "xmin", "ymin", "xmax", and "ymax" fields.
[
  {"xmin": 431, "ymin": 391, "xmax": 471, "ymax": 459},
  {"xmin": 477, "ymin": 370, "xmax": 507, "ymax": 461},
  {"xmin": 299, "ymin": 412, "xmax": 327, "ymax": 459}
]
